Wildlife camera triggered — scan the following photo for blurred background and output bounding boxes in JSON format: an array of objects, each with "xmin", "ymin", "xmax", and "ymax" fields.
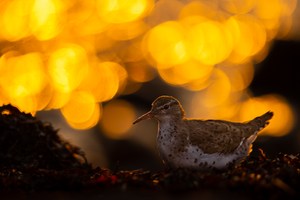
[{"xmin": 0, "ymin": 0, "xmax": 299, "ymax": 170}]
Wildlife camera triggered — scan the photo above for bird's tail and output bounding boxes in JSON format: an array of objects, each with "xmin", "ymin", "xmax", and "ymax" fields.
[{"xmin": 248, "ymin": 111, "xmax": 274, "ymax": 131}]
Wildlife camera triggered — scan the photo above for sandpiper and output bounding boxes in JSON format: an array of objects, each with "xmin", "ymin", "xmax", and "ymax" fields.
[{"xmin": 133, "ymin": 95, "xmax": 273, "ymax": 170}]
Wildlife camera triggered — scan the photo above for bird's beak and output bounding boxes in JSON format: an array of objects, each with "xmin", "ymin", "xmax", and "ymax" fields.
[{"xmin": 133, "ymin": 111, "xmax": 153, "ymax": 124}]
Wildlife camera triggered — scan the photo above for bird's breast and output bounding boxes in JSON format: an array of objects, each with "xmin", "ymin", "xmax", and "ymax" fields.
[
  {"xmin": 156, "ymin": 121, "xmax": 190, "ymax": 167},
  {"xmin": 157, "ymin": 123, "xmax": 175, "ymax": 154}
]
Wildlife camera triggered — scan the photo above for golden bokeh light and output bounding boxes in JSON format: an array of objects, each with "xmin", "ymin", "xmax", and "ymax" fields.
[
  {"xmin": 240, "ymin": 94, "xmax": 295, "ymax": 137},
  {"xmin": 0, "ymin": 0, "xmax": 31, "ymax": 41},
  {"xmin": 0, "ymin": 52, "xmax": 46, "ymax": 97},
  {"xmin": 48, "ymin": 44, "xmax": 89, "ymax": 93},
  {"xmin": 255, "ymin": 0, "xmax": 297, "ymax": 39},
  {"xmin": 179, "ymin": 1, "xmax": 218, "ymax": 20},
  {"xmin": 186, "ymin": 20, "xmax": 233, "ymax": 65},
  {"xmin": 258, "ymin": 0, "xmax": 282, "ymax": 17},
  {"xmin": 201, "ymin": 69, "xmax": 232, "ymax": 107},
  {"xmin": 0, "ymin": 0, "xmax": 297, "ymax": 136},
  {"xmin": 79, "ymin": 61, "xmax": 127, "ymax": 102},
  {"xmin": 61, "ymin": 91, "xmax": 101, "ymax": 129},
  {"xmin": 221, "ymin": 0, "xmax": 255, "ymax": 14},
  {"xmin": 68, "ymin": 104, "xmax": 101, "ymax": 130},
  {"xmin": 96, "ymin": 0, "xmax": 154, "ymax": 23},
  {"xmin": 158, "ymin": 60, "xmax": 213, "ymax": 88},
  {"xmin": 119, "ymin": 40, "xmax": 146, "ymax": 63},
  {"xmin": 107, "ymin": 20, "xmax": 148, "ymax": 41},
  {"xmin": 0, "ymin": 52, "xmax": 46, "ymax": 113},
  {"xmin": 228, "ymin": 15, "xmax": 267, "ymax": 63},
  {"xmin": 34, "ymin": 84, "xmax": 55, "ymax": 111},
  {"xmin": 100, "ymin": 99, "xmax": 136, "ymax": 139},
  {"xmin": 146, "ymin": 21, "xmax": 189, "ymax": 67},
  {"xmin": 0, "ymin": 0, "xmax": 63, "ymax": 41},
  {"xmin": 30, "ymin": 0, "xmax": 62, "ymax": 40},
  {"xmin": 190, "ymin": 90, "xmax": 241, "ymax": 121},
  {"xmin": 222, "ymin": 63, "xmax": 255, "ymax": 92},
  {"xmin": 127, "ymin": 61, "xmax": 155, "ymax": 83},
  {"xmin": 46, "ymin": 90, "xmax": 70, "ymax": 110}
]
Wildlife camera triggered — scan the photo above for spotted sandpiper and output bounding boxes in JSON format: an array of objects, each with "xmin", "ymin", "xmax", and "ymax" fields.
[{"xmin": 133, "ymin": 95, "xmax": 273, "ymax": 170}]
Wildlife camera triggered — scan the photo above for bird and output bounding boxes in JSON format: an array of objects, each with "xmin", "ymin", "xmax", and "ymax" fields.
[{"xmin": 133, "ymin": 95, "xmax": 273, "ymax": 170}]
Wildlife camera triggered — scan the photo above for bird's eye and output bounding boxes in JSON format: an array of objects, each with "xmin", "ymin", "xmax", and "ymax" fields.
[{"xmin": 163, "ymin": 105, "xmax": 169, "ymax": 110}]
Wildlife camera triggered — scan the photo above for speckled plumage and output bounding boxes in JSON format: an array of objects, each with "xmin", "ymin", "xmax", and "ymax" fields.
[{"xmin": 133, "ymin": 96, "xmax": 273, "ymax": 170}]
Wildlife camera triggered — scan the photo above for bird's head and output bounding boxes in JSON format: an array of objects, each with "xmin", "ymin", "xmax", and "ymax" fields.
[{"xmin": 133, "ymin": 95, "xmax": 185, "ymax": 124}]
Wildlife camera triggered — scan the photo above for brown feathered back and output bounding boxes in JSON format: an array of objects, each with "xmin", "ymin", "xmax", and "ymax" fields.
[{"xmin": 187, "ymin": 111, "xmax": 274, "ymax": 154}]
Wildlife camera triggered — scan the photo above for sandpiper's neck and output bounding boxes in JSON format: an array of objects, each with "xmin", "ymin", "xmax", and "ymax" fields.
[
  {"xmin": 156, "ymin": 114, "xmax": 183, "ymax": 123},
  {"xmin": 158, "ymin": 117, "xmax": 182, "ymax": 137}
]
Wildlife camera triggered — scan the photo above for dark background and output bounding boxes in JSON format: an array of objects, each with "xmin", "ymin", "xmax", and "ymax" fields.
[{"xmin": 250, "ymin": 40, "xmax": 300, "ymax": 156}]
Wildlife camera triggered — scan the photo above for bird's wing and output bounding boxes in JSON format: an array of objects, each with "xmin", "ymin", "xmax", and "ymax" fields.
[{"xmin": 187, "ymin": 120, "xmax": 252, "ymax": 154}]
